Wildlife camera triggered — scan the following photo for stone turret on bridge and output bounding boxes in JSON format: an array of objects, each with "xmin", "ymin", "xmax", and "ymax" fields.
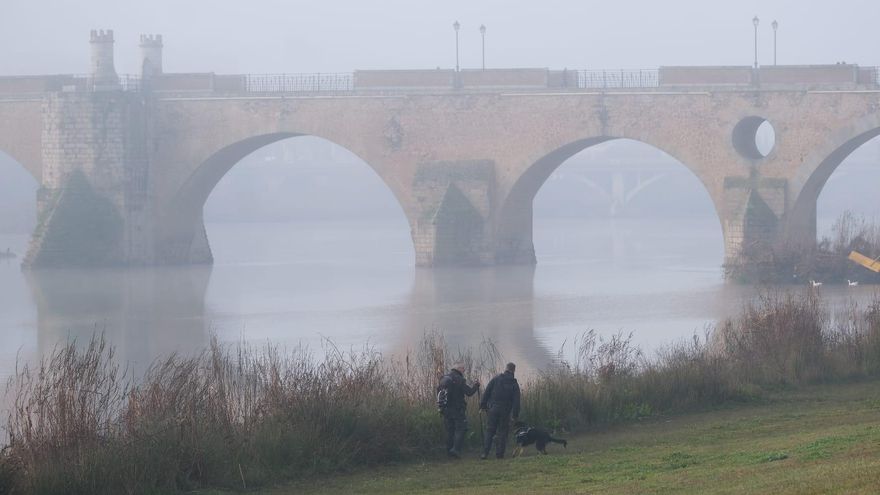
[
  {"xmin": 139, "ymin": 34, "xmax": 163, "ymax": 78},
  {"xmin": 1, "ymin": 31, "xmax": 880, "ymax": 272},
  {"xmin": 89, "ymin": 29, "xmax": 119, "ymax": 90}
]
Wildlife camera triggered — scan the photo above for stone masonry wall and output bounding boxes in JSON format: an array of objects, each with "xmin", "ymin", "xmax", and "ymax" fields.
[
  {"xmin": 412, "ymin": 160, "xmax": 495, "ymax": 265},
  {"xmin": 24, "ymin": 91, "xmax": 152, "ymax": 267}
]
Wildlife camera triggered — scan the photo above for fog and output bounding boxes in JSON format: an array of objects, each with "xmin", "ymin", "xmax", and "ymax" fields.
[
  {"xmin": 2, "ymin": 0, "xmax": 879, "ymax": 75},
  {"xmin": 5, "ymin": 2, "xmax": 880, "ymax": 490},
  {"xmin": 2, "ymin": 0, "xmax": 880, "ymax": 382},
  {"xmin": 3, "ymin": 0, "xmax": 880, "ymax": 234},
  {"xmin": 4, "ymin": 0, "xmax": 880, "ymax": 230}
]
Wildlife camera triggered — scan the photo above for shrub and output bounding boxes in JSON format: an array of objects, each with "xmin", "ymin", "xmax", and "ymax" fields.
[{"xmin": 726, "ymin": 210, "xmax": 880, "ymax": 284}]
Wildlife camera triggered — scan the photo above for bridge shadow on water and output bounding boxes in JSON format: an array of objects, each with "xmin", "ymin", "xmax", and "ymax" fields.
[
  {"xmin": 398, "ymin": 265, "xmax": 556, "ymax": 375},
  {"xmin": 21, "ymin": 262, "xmax": 555, "ymax": 380},
  {"xmin": 24, "ymin": 266, "xmax": 213, "ymax": 378}
]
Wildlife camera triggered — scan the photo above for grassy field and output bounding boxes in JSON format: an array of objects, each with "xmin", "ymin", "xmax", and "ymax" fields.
[{"xmin": 271, "ymin": 380, "xmax": 880, "ymax": 495}]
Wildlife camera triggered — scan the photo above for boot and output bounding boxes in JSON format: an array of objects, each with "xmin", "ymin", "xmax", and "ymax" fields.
[
  {"xmin": 496, "ymin": 433, "xmax": 508, "ymax": 459},
  {"xmin": 450, "ymin": 429, "xmax": 466, "ymax": 458},
  {"xmin": 482, "ymin": 438, "xmax": 492, "ymax": 460}
]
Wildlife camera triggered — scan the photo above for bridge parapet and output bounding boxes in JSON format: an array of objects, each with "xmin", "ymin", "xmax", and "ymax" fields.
[
  {"xmin": 352, "ymin": 68, "xmax": 579, "ymax": 92},
  {"xmin": 0, "ymin": 75, "xmax": 80, "ymax": 95},
  {"xmin": 0, "ymin": 75, "xmax": 141, "ymax": 96},
  {"xmin": 353, "ymin": 69, "xmax": 452, "ymax": 92},
  {"xmin": 2, "ymin": 65, "xmax": 878, "ymax": 97},
  {"xmin": 659, "ymin": 64, "xmax": 879, "ymax": 90}
]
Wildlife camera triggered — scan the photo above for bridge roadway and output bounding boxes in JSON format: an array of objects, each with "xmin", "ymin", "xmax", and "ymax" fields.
[{"xmin": 1, "ymin": 31, "xmax": 880, "ymax": 269}]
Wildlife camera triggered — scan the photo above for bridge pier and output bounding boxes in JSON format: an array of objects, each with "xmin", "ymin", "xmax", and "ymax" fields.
[
  {"xmin": 154, "ymin": 213, "xmax": 213, "ymax": 265},
  {"xmin": 718, "ymin": 173, "xmax": 788, "ymax": 273},
  {"xmin": 492, "ymin": 196, "xmax": 536, "ymax": 265},
  {"xmin": 24, "ymin": 91, "xmax": 154, "ymax": 268},
  {"xmin": 411, "ymin": 160, "xmax": 497, "ymax": 266},
  {"xmin": 782, "ymin": 201, "xmax": 818, "ymax": 254}
]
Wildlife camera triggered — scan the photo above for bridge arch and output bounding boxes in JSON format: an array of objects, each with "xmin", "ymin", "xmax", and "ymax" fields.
[
  {"xmin": 494, "ymin": 136, "xmax": 724, "ymax": 264},
  {"xmin": 0, "ymin": 150, "xmax": 39, "ymax": 239},
  {"xmin": 0, "ymin": 148, "xmax": 40, "ymax": 183},
  {"xmin": 787, "ymin": 113, "xmax": 880, "ymax": 245},
  {"xmin": 0, "ymin": 101, "xmax": 43, "ymax": 182},
  {"xmin": 156, "ymin": 132, "xmax": 414, "ymax": 264}
]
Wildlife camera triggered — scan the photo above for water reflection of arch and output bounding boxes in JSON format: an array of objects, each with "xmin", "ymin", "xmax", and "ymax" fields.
[
  {"xmin": 26, "ymin": 266, "xmax": 212, "ymax": 377},
  {"xmin": 398, "ymin": 265, "xmax": 554, "ymax": 374}
]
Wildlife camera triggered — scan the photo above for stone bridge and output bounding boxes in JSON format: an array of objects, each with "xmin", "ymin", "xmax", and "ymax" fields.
[{"xmin": 2, "ymin": 30, "xmax": 880, "ymax": 269}]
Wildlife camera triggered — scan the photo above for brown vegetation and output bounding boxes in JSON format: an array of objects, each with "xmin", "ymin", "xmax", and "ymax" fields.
[{"xmin": 727, "ymin": 210, "xmax": 880, "ymax": 284}]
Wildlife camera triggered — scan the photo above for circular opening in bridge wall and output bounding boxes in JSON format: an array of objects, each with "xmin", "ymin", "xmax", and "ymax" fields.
[{"xmin": 732, "ymin": 117, "xmax": 776, "ymax": 160}]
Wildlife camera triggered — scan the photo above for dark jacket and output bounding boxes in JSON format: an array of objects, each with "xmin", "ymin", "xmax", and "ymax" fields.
[
  {"xmin": 480, "ymin": 370, "xmax": 520, "ymax": 418},
  {"xmin": 438, "ymin": 368, "xmax": 479, "ymax": 411}
]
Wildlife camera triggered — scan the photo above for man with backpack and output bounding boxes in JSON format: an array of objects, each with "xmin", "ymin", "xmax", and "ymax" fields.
[
  {"xmin": 437, "ymin": 363, "xmax": 480, "ymax": 458},
  {"xmin": 479, "ymin": 362, "xmax": 520, "ymax": 459}
]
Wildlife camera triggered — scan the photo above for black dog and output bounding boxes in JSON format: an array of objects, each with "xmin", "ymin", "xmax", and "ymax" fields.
[{"xmin": 512, "ymin": 421, "xmax": 567, "ymax": 456}]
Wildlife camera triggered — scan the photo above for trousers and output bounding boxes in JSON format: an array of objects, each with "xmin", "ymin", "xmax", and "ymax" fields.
[
  {"xmin": 443, "ymin": 407, "xmax": 468, "ymax": 454},
  {"xmin": 483, "ymin": 405, "xmax": 511, "ymax": 457}
]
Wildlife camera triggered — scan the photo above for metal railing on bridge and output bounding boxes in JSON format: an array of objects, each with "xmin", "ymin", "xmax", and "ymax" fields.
[
  {"xmin": 576, "ymin": 69, "xmax": 660, "ymax": 89},
  {"xmin": 238, "ymin": 70, "xmax": 662, "ymax": 93},
  {"xmin": 118, "ymin": 75, "xmax": 141, "ymax": 91},
  {"xmin": 67, "ymin": 74, "xmax": 142, "ymax": 92},
  {"xmin": 244, "ymin": 73, "xmax": 354, "ymax": 93}
]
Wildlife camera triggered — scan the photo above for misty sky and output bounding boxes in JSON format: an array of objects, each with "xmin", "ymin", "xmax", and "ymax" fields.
[{"xmin": 2, "ymin": 0, "xmax": 879, "ymax": 76}]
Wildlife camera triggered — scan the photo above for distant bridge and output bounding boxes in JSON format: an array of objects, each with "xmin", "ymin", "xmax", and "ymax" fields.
[{"xmin": 2, "ymin": 30, "xmax": 880, "ymax": 268}]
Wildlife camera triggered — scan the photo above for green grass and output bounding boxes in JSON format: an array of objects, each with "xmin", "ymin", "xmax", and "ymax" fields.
[{"xmin": 263, "ymin": 380, "xmax": 880, "ymax": 495}]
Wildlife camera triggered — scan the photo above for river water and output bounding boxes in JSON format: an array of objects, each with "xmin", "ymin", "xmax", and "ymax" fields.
[{"xmin": 1, "ymin": 216, "xmax": 878, "ymax": 385}]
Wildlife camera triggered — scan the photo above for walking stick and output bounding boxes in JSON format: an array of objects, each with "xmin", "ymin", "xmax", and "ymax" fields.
[{"xmin": 476, "ymin": 387, "xmax": 485, "ymax": 448}]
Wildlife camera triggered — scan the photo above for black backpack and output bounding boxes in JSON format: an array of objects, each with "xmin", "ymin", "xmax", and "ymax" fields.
[{"xmin": 436, "ymin": 387, "xmax": 449, "ymax": 412}]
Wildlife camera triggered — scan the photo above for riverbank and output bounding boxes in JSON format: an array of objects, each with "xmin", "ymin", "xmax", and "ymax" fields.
[
  {"xmin": 273, "ymin": 380, "xmax": 880, "ymax": 494},
  {"xmin": 726, "ymin": 211, "xmax": 880, "ymax": 285},
  {"xmin": 3, "ymin": 291, "xmax": 880, "ymax": 494}
]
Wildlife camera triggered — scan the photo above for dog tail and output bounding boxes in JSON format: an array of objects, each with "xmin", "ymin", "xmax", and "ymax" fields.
[{"xmin": 550, "ymin": 437, "xmax": 567, "ymax": 448}]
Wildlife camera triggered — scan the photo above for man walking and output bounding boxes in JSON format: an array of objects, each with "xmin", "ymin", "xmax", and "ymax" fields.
[
  {"xmin": 437, "ymin": 363, "xmax": 480, "ymax": 458},
  {"xmin": 479, "ymin": 362, "xmax": 520, "ymax": 459}
]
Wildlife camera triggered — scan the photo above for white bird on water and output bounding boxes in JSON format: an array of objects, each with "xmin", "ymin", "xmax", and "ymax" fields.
[
  {"xmin": 810, "ymin": 280, "xmax": 823, "ymax": 287},
  {"xmin": 848, "ymin": 280, "xmax": 859, "ymax": 287}
]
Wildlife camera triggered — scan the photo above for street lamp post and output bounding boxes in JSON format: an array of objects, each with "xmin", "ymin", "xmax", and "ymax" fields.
[
  {"xmin": 453, "ymin": 20, "xmax": 461, "ymax": 72},
  {"xmin": 772, "ymin": 20, "xmax": 778, "ymax": 65},
  {"xmin": 480, "ymin": 24, "xmax": 486, "ymax": 70},
  {"xmin": 753, "ymin": 16, "xmax": 760, "ymax": 69}
]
